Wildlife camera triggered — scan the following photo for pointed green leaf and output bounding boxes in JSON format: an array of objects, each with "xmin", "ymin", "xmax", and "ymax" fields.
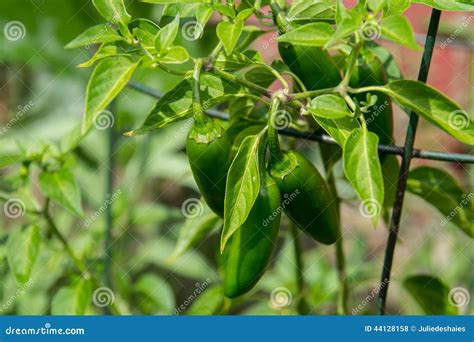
[
  {"xmin": 195, "ymin": 5, "xmax": 214, "ymax": 39},
  {"xmin": 278, "ymin": 22, "xmax": 335, "ymax": 47},
  {"xmin": 186, "ymin": 286, "xmax": 224, "ymax": 315},
  {"xmin": 381, "ymin": 15, "xmax": 420, "ymax": 50},
  {"xmin": 65, "ymin": 24, "xmax": 124, "ymax": 49},
  {"xmin": 311, "ymin": 115, "xmax": 361, "ymax": 146},
  {"xmin": 39, "ymin": 168, "xmax": 83, "ymax": 216},
  {"xmin": 83, "ymin": 56, "xmax": 139, "ymax": 133},
  {"xmin": 155, "ymin": 16, "xmax": 180, "ymax": 53},
  {"xmin": 134, "ymin": 274, "xmax": 175, "ymax": 314},
  {"xmin": 404, "ymin": 275, "xmax": 458, "ymax": 315},
  {"xmin": 221, "ymin": 134, "xmax": 261, "ymax": 252},
  {"xmin": 7, "ymin": 225, "xmax": 40, "ymax": 284},
  {"xmin": 51, "ymin": 280, "xmax": 92, "ymax": 315},
  {"xmin": 0, "ymin": 153, "xmax": 25, "ymax": 168},
  {"xmin": 159, "ymin": 45, "xmax": 190, "ymax": 64},
  {"xmin": 407, "ymin": 166, "xmax": 473, "ymax": 237},
  {"xmin": 343, "ymin": 127, "xmax": 384, "ymax": 226},
  {"xmin": 310, "ymin": 94, "xmax": 353, "ymax": 119},
  {"xmin": 78, "ymin": 43, "xmax": 137, "ymax": 68},
  {"xmin": 171, "ymin": 212, "xmax": 221, "ymax": 259},
  {"xmin": 382, "ymin": 80, "xmax": 474, "ymax": 145},
  {"xmin": 217, "ymin": 20, "xmax": 244, "ymax": 55},
  {"xmin": 127, "ymin": 73, "xmax": 241, "ymax": 135},
  {"xmin": 412, "ymin": 0, "xmax": 473, "ymax": 11},
  {"xmin": 92, "ymin": 0, "xmax": 132, "ymax": 36}
]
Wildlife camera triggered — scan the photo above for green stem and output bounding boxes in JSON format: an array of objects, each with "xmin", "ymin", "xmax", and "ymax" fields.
[
  {"xmin": 258, "ymin": 63, "xmax": 290, "ymax": 91},
  {"xmin": 288, "ymin": 87, "xmax": 336, "ymax": 102},
  {"xmin": 209, "ymin": 65, "xmax": 272, "ymax": 97},
  {"xmin": 325, "ymin": 160, "xmax": 349, "ymax": 315},
  {"xmin": 340, "ymin": 44, "xmax": 361, "ymax": 89},
  {"xmin": 158, "ymin": 64, "xmax": 189, "ymax": 76},
  {"xmin": 268, "ymin": 97, "xmax": 284, "ymax": 161},
  {"xmin": 348, "ymin": 85, "xmax": 386, "ymax": 94},
  {"xmin": 270, "ymin": 1, "xmax": 290, "ymax": 33},
  {"xmin": 193, "ymin": 58, "xmax": 209, "ymax": 126},
  {"xmin": 43, "ymin": 200, "xmax": 121, "ymax": 315}
]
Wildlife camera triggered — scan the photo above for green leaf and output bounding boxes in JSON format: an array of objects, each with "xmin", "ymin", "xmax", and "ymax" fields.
[
  {"xmin": 382, "ymin": 0, "xmax": 410, "ymax": 16},
  {"xmin": 311, "ymin": 115, "xmax": 361, "ymax": 146},
  {"xmin": 130, "ymin": 18, "xmax": 161, "ymax": 53},
  {"xmin": 127, "ymin": 73, "xmax": 241, "ymax": 135},
  {"xmin": 155, "ymin": 16, "xmax": 180, "ymax": 53},
  {"xmin": 171, "ymin": 212, "xmax": 221, "ymax": 259},
  {"xmin": 381, "ymin": 15, "xmax": 420, "ymax": 50},
  {"xmin": 407, "ymin": 166, "xmax": 473, "ymax": 237},
  {"xmin": 92, "ymin": 0, "xmax": 132, "ymax": 36},
  {"xmin": 65, "ymin": 24, "xmax": 124, "ymax": 49},
  {"xmin": 186, "ymin": 286, "xmax": 224, "ymax": 315},
  {"xmin": 404, "ymin": 275, "xmax": 458, "ymax": 315},
  {"xmin": 51, "ymin": 280, "xmax": 92, "ymax": 315},
  {"xmin": 159, "ymin": 46, "xmax": 190, "ymax": 64},
  {"xmin": 217, "ymin": 20, "xmax": 244, "ymax": 55},
  {"xmin": 221, "ymin": 134, "xmax": 261, "ymax": 252},
  {"xmin": 278, "ymin": 23, "xmax": 335, "ymax": 47},
  {"xmin": 343, "ymin": 127, "xmax": 384, "ymax": 226},
  {"xmin": 412, "ymin": 0, "xmax": 474, "ymax": 11},
  {"xmin": 78, "ymin": 42, "xmax": 137, "ymax": 68},
  {"xmin": 366, "ymin": 42, "xmax": 403, "ymax": 82},
  {"xmin": 83, "ymin": 56, "xmax": 139, "ymax": 133},
  {"xmin": 6, "ymin": 225, "xmax": 40, "ymax": 284},
  {"xmin": 39, "ymin": 168, "xmax": 83, "ymax": 216},
  {"xmin": 287, "ymin": 0, "xmax": 335, "ymax": 24},
  {"xmin": 213, "ymin": 50, "xmax": 262, "ymax": 71},
  {"xmin": 0, "ymin": 153, "xmax": 25, "ymax": 168},
  {"xmin": 141, "ymin": 0, "xmax": 205, "ymax": 3},
  {"xmin": 310, "ymin": 94, "xmax": 353, "ymax": 119},
  {"xmin": 134, "ymin": 274, "xmax": 175, "ymax": 314},
  {"xmin": 194, "ymin": 5, "xmax": 214, "ymax": 39},
  {"xmin": 382, "ymin": 80, "xmax": 474, "ymax": 145}
]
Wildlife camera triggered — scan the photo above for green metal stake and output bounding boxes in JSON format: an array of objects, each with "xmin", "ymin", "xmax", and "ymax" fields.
[{"xmin": 377, "ymin": 9, "xmax": 442, "ymax": 315}]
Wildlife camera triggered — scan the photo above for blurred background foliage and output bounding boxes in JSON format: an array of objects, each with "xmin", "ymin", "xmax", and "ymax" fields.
[{"xmin": 0, "ymin": 0, "xmax": 472, "ymax": 316}]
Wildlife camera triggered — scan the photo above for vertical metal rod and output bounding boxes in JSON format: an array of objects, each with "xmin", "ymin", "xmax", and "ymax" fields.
[
  {"xmin": 104, "ymin": 104, "xmax": 116, "ymax": 315},
  {"xmin": 377, "ymin": 9, "xmax": 442, "ymax": 315}
]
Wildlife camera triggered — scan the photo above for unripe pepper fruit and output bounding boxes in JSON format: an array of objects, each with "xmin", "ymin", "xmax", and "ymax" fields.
[
  {"xmin": 269, "ymin": 150, "xmax": 340, "ymax": 245},
  {"xmin": 223, "ymin": 174, "xmax": 281, "ymax": 298},
  {"xmin": 186, "ymin": 119, "xmax": 232, "ymax": 217}
]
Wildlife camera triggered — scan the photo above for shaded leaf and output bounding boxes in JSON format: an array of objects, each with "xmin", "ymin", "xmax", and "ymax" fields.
[
  {"xmin": 7, "ymin": 225, "xmax": 40, "ymax": 284},
  {"xmin": 134, "ymin": 274, "xmax": 175, "ymax": 314},
  {"xmin": 381, "ymin": 15, "xmax": 420, "ymax": 50},
  {"xmin": 311, "ymin": 115, "xmax": 361, "ymax": 146},
  {"xmin": 186, "ymin": 286, "xmax": 225, "ymax": 315},
  {"xmin": 51, "ymin": 280, "xmax": 92, "ymax": 315}
]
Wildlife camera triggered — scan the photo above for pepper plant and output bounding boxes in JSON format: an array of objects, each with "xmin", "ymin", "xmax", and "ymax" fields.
[{"xmin": 1, "ymin": 0, "xmax": 473, "ymax": 315}]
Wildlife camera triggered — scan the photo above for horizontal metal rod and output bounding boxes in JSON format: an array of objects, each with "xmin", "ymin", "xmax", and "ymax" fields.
[{"xmin": 127, "ymin": 81, "xmax": 474, "ymax": 164}]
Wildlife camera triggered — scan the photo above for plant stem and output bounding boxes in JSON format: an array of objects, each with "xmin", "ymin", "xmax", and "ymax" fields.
[
  {"xmin": 209, "ymin": 65, "xmax": 272, "ymax": 97},
  {"xmin": 340, "ymin": 44, "xmax": 361, "ymax": 89},
  {"xmin": 193, "ymin": 58, "xmax": 209, "ymax": 126},
  {"xmin": 325, "ymin": 158, "xmax": 349, "ymax": 315},
  {"xmin": 288, "ymin": 87, "xmax": 335, "ymax": 101},
  {"xmin": 267, "ymin": 97, "xmax": 284, "ymax": 161},
  {"xmin": 348, "ymin": 85, "xmax": 386, "ymax": 94},
  {"xmin": 158, "ymin": 64, "xmax": 189, "ymax": 76},
  {"xmin": 43, "ymin": 200, "xmax": 121, "ymax": 315}
]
